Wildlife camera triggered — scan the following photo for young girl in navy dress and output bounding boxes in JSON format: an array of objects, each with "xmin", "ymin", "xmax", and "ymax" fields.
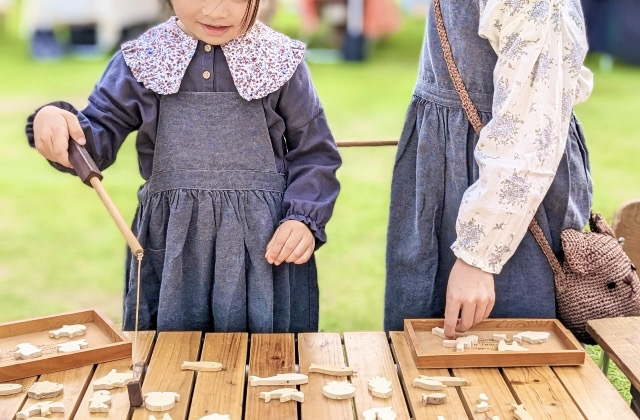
[{"xmin": 27, "ymin": 0, "xmax": 341, "ymax": 333}]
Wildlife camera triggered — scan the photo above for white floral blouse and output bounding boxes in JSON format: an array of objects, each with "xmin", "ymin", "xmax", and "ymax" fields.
[{"xmin": 450, "ymin": 0, "xmax": 594, "ymax": 274}]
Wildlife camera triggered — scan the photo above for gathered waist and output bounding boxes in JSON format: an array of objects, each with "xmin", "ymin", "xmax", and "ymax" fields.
[{"xmin": 414, "ymin": 81, "xmax": 494, "ymax": 113}]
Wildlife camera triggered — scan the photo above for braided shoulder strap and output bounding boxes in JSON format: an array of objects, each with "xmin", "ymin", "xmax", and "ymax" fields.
[{"xmin": 432, "ymin": 0, "xmax": 563, "ymax": 275}]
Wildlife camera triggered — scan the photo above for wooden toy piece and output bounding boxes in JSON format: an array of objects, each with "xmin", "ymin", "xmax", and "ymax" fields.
[
  {"xmin": 181, "ymin": 361, "xmax": 224, "ymax": 372},
  {"xmin": 149, "ymin": 415, "xmax": 173, "ymax": 420},
  {"xmin": 442, "ymin": 340, "xmax": 457, "ymax": 348},
  {"xmin": 498, "ymin": 340, "xmax": 529, "ymax": 352},
  {"xmin": 15, "ymin": 343, "xmax": 42, "ymax": 360},
  {"xmin": 322, "ymin": 381, "xmax": 356, "ymax": 400},
  {"xmin": 16, "ymin": 401, "xmax": 64, "ymax": 419},
  {"xmin": 431, "ymin": 327, "xmax": 445, "ymax": 338},
  {"xmin": 0, "ymin": 383, "xmax": 25, "ymax": 396},
  {"xmin": 49, "ymin": 324, "xmax": 87, "ymax": 339},
  {"xmin": 475, "ymin": 401, "xmax": 491, "ymax": 413},
  {"xmin": 259, "ymin": 388, "xmax": 304, "ymax": 403},
  {"xmin": 249, "ymin": 373, "xmax": 308, "ymax": 387},
  {"xmin": 513, "ymin": 331, "xmax": 550, "ymax": 344},
  {"xmin": 309, "ymin": 363, "xmax": 354, "ymax": 377},
  {"xmin": 93, "ymin": 369, "xmax": 134, "ymax": 390},
  {"xmin": 368, "ymin": 376, "xmax": 392, "ymax": 398},
  {"xmin": 199, "ymin": 415, "xmax": 231, "ymax": 420},
  {"xmin": 492, "ymin": 333, "xmax": 507, "ymax": 341},
  {"xmin": 57, "ymin": 339, "xmax": 89, "ymax": 353},
  {"xmin": 491, "ymin": 417, "xmax": 500, "ymax": 420},
  {"xmin": 512, "ymin": 403, "xmax": 534, "ymax": 420},
  {"xmin": 437, "ymin": 417, "xmax": 446, "ymax": 420},
  {"xmin": 27, "ymin": 381, "xmax": 64, "ymax": 399},
  {"xmin": 89, "ymin": 390, "xmax": 112, "ymax": 413},
  {"xmin": 144, "ymin": 392, "xmax": 180, "ymax": 412},
  {"xmin": 455, "ymin": 342, "xmax": 465, "ymax": 352},
  {"xmin": 421, "ymin": 392, "xmax": 447, "ymax": 405},
  {"xmin": 478, "ymin": 392, "xmax": 489, "ymax": 403},
  {"xmin": 418, "ymin": 375, "xmax": 468, "ymax": 386},
  {"xmin": 412, "ymin": 377, "xmax": 445, "ymax": 391},
  {"xmin": 456, "ymin": 335, "xmax": 478, "ymax": 348},
  {"xmin": 363, "ymin": 406, "xmax": 397, "ymax": 420}
]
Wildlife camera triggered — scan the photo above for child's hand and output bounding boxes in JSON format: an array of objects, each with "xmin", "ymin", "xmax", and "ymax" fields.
[
  {"xmin": 265, "ymin": 220, "xmax": 315, "ymax": 266},
  {"xmin": 444, "ymin": 258, "xmax": 495, "ymax": 338},
  {"xmin": 33, "ymin": 105, "xmax": 86, "ymax": 168}
]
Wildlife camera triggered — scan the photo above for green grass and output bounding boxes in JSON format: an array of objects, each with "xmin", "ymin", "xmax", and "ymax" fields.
[{"xmin": 0, "ymin": 6, "xmax": 638, "ymax": 402}]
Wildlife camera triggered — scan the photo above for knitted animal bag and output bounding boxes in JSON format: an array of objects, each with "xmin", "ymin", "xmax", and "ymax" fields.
[{"xmin": 433, "ymin": 0, "xmax": 640, "ymax": 343}]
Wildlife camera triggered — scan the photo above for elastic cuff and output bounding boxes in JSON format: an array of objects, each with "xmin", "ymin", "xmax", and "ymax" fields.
[
  {"xmin": 281, "ymin": 214, "xmax": 327, "ymax": 248},
  {"xmin": 451, "ymin": 242, "xmax": 502, "ymax": 275}
]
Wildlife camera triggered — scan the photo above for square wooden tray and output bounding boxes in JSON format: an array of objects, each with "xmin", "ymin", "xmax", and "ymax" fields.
[
  {"xmin": 0, "ymin": 309, "xmax": 131, "ymax": 382},
  {"xmin": 404, "ymin": 318, "xmax": 585, "ymax": 368}
]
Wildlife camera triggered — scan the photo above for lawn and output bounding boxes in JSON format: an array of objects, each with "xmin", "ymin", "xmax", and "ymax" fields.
[{"xmin": 0, "ymin": 5, "xmax": 638, "ymax": 402}]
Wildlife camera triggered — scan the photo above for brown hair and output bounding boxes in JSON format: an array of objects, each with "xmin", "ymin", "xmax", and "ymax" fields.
[{"xmin": 165, "ymin": 0, "xmax": 261, "ymax": 31}]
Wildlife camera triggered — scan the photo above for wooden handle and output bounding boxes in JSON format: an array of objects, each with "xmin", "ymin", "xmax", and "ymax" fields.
[{"xmin": 68, "ymin": 141, "xmax": 102, "ymax": 185}]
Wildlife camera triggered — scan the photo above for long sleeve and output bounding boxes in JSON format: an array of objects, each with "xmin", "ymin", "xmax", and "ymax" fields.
[
  {"xmin": 276, "ymin": 62, "xmax": 342, "ymax": 245},
  {"xmin": 26, "ymin": 51, "xmax": 158, "ymax": 174},
  {"xmin": 450, "ymin": 0, "xmax": 594, "ymax": 274}
]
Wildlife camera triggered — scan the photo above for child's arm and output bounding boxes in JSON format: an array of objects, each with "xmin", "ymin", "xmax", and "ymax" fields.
[
  {"xmin": 26, "ymin": 51, "xmax": 158, "ymax": 174},
  {"xmin": 265, "ymin": 62, "xmax": 342, "ymax": 265}
]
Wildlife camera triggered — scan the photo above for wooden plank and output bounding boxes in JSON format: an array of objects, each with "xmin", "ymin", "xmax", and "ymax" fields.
[
  {"xmin": 344, "ymin": 332, "xmax": 410, "ymax": 420},
  {"xmin": 613, "ymin": 200, "xmax": 640, "ymax": 266},
  {"xmin": 18, "ymin": 365, "xmax": 94, "ymax": 419},
  {"xmin": 188, "ymin": 333, "xmax": 248, "ymax": 420},
  {"xmin": 244, "ymin": 334, "xmax": 297, "ymax": 420},
  {"xmin": 553, "ymin": 354, "xmax": 637, "ymax": 419},
  {"xmin": 587, "ymin": 317, "xmax": 640, "ymax": 390},
  {"xmin": 452, "ymin": 367, "xmax": 517, "ymax": 419},
  {"xmin": 389, "ymin": 331, "xmax": 469, "ymax": 420},
  {"xmin": 298, "ymin": 333, "xmax": 353, "ymax": 420},
  {"xmin": 502, "ymin": 366, "xmax": 585, "ymax": 419},
  {"xmin": 0, "ymin": 376, "xmax": 36, "ymax": 419},
  {"xmin": 75, "ymin": 331, "xmax": 155, "ymax": 420},
  {"xmin": 131, "ymin": 331, "xmax": 201, "ymax": 420}
]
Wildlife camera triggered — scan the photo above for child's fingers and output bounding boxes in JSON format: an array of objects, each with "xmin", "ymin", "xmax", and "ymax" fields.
[
  {"xmin": 60, "ymin": 110, "xmax": 86, "ymax": 145},
  {"xmin": 293, "ymin": 242, "xmax": 314, "ymax": 265},
  {"xmin": 285, "ymin": 236, "xmax": 312, "ymax": 263},
  {"xmin": 443, "ymin": 300, "xmax": 460, "ymax": 338},
  {"xmin": 473, "ymin": 301, "xmax": 486, "ymax": 327},
  {"xmin": 51, "ymin": 122, "xmax": 72, "ymax": 168},
  {"xmin": 265, "ymin": 226, "xmax": 292, "ymax": 264},
  {"xmin": 483, "ymin": 298, "xmax": 495, "ymax": 320},
  {"xmin": 274, "ymin": 233, "xmax": 303, "ymax": 265},
  {"xmin": 456, "ymin": 302, "xmax": 475, "ymax": 332}
]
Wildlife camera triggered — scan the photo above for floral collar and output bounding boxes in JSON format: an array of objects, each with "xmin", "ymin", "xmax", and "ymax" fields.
[{"xmin": 121, "ymin": 17, "xmax": 306, "ymax": 100}]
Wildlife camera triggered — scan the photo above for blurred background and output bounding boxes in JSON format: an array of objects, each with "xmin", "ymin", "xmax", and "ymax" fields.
[{"xmin": 0, "ymin": 0, "xmax": 639, "ymax": 398}]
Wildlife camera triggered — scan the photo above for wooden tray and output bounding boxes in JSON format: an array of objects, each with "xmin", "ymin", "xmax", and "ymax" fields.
[
  {"xmin": 0, "ymin": 309, "xmax": 131, "ymax": 381},
  {"xmin": 404, "ymin": 318, "xmax": 585, "ymax": 368}
]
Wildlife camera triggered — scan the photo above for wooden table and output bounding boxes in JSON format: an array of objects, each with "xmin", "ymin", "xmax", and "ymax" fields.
[
  {"xmin": 588, "ymin": 317, "xmax": 640, "ymax": 417},
  {"xmin": 1, "ymin": 331, "xmax": 636, "ymax": 419}
]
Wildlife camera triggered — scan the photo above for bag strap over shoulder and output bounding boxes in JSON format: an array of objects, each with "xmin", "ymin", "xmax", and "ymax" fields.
[{"xmin": 432, "ymin": 0, "xmax": 564, "ymax": 274}]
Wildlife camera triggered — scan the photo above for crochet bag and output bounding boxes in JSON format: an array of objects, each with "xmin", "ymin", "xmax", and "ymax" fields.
[{"xmin": 433, "ymin": 0, "xmax": 640, "ymax": 343}]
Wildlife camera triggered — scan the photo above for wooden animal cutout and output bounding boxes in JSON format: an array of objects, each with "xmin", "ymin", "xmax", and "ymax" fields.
[
  {"xmin": 27, "ymin": 381, "xmax": 64, "ymax": 399},
  {"xmin": 431, "ymin": 327, "xmax": 445, "ymax": 338},
  {"xmin": 478, "ymin": 393, "xmax": 489, "ymax": 403},
  {"xmin": 0, "ymin": 383, "xmax": 25, "ymax": 396},
  {"xmin": 513, "ymin": 331, "xmax": 550, "ymax": 344},
  {"xmin": 15, "ymin": 343, "xmax": 42, "ymax": 360},
  {"xmin": 16, "ymin": 401, "xmax": 64, "ymax": 419},
  {"xmin": 49, "ymin": 324, "xmax": 87, "ymax": 339},
  {"xmin": 492, "ymin": 333, "xmax": 507, "ymax": 341},
  {"xmin": 442, "ymin": 335, "xmax": 478, "ymax": 352},
  {"xmin": 57, "ymin": 339, "xmax": 88, "ymax": 353},
  {"xmin": 93, "ymin": 369, "xmax": 134, "ymax": 390},
  {"xmin": 322, "ymin": 381, "xmax": 356, "ymax": 400},
  {"xmin": 437, "ymin": 417, "xmax": 446, "ymax": 420},
  {"xmin": 88, "ymin": 390, "xmax": 112, "ymax": 413},
  {"xmin": 368, "ymin": 376, "xmax": 392, "ymax": 398},
  {"xmin": 417, "ymin": 375, "xmax": 468, "ymax": 387},
  {"xmin": 249, "ymin": 373, "xmax": 308, "ymax": 386},
  {"xmin": 363, "ymin": 406, "xmax": 397, "ymax": 420},
  {"xmin": 412, "ymin": 377, "xmax": 445, "ymax": 391},
  {"xmin": 199, "ymin": 415, "xmax": 231, "ymax": 420},
  {"xmin": 456, "ymin": 342, "xmax": 465, "ymax": 352},
  {"xmin": 144, "ymin": 392, "xmax": 180, "ymax": 412},
  {"xmin": 259, "ymin": 388, "xmax": 304, "ymax": 403},
  {"xmin": 309, "ymin": 364, "xmax": 354, "ymax": 376},
  {"xmin": 181, "ymin": 361, "xmax": 224, "ymax": 372},
  {"xmin": 475, "ymin": 401, "xmax": 491, "ymax": 412},
  {"xmin": 149, "ymin": 415, "xmax": 173, "ymax": 420},
  {"xmin": 512, "ymin": 403, "xmax": 534, "ymax": 420},
  {"xmin": 498, "ymin": 340, "xmax": 529, "ymax": 352},
  {"xmin": 422, "ymin": 392, "xmax": 447, "ymax": 405}
]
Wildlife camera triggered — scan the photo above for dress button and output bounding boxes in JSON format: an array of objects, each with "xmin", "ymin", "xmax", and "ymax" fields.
[
  {"xmin": 204, "ymin": 44, "xmax": 212, "ymax": 52},
  {"xmin": 203, "ymin": 70, "xmax": 211, "ymax": 80}
]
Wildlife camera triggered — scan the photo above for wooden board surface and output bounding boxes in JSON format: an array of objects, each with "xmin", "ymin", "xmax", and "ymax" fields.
[
  {"xmin": 131, "ymin": 331, "xmax": 201, "ymax": 420},
  {"xmin": 188, "ymin": 333, "xmax": 248, "ymax": 420},
  {"xmin": 0, "ymin": 376, "xmax": 36, "ymax": 419},
  {"xmin": 587, "ymin": 317, "xmax": 640, "ymax": 390},
  {"xmin": 344, "ymin": 332, "xmax": 410, "ymax": 420},
  {"xmin": 553, "ymin": 354, "xmax": 638, "ymax": 419},
  {"xmin": 452, "ymin": 367, "xmax": 516, "ymax": 419},
  {"xmin": 503, "ymin": 366, "xmax": 585, "ymax": 419},
  {"xmin": 298, "ymin": 333, "xmax": 353, "ymax": 420},
  {"xmin": 75, "ymin": 331, "xmax": 156, "ymax": 420},
  {"xmin": 405, "ymin": 319, "xmax": 584, "ymax": 368},
  {"xmin": 389, "ymin": 331, "xmax": 469, "ymax": 420},
  {"xmin": 244, "ymin": 333, "xmax": 297, "ymax": 420}
]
